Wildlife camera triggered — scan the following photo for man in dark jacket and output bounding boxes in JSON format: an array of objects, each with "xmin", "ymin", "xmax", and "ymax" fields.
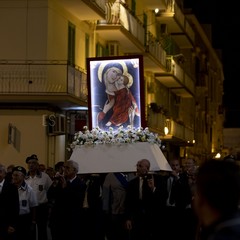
[
  {"xmin": 163, "ymin": 158, "xmax": 193, "ymax": 240},
  {"xmin": 125, "ymin": 159, "xmax": 167, "ymax": 240},
  {"xmin": 47, "ymin": 160, "xmax": 86, "ymax": 240},
  {"xmin": 0, "ymin": 164, "xmax": 19, "ymax": 240}
]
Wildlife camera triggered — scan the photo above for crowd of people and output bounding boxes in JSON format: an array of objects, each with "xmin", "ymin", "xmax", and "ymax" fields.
[{"xmin": 1, "ymin": 154, "xmax": 240, "ymax": 240}]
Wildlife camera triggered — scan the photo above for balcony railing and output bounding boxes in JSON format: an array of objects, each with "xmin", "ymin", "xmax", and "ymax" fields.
[
  {"xmin": 87, "ymin": 0, "xmax": 106, "ymax": 12},
  {"xmin": 168, "ymin": 119, "xmax": 194, "ymax": 141},
  {"xmin": 174, "ymin": 2, "xmax": 185, "ymax": 28},
  {"xmin": 0, "ymin": 60, "xmax": 88, "ymax": 102},
  {"xmin": 157, "ymin": 0, "xmax": 194, "ymax": 47},
  {"xmin": 147, "ymin": 108, "xmax": 166, "ymax": 135},
  {"xmin": 184, "ymin": 72, "xmax": 195, "ymax": 94},
  {"xmin": 166, "ymin": 56, "xmax": 195, "ymax": 94},
  {"xmin": 184, "ymin": 20, "xmax": 195, "ymax": 44},
  {"xmin": 148, "ymin": 109, "xmax": 194, "ymax": 142},
  {"xmin": 159, "ymin": 34, "xmax": 180, "ymax": 55},
  {"xmin": 147, "ymin": 32, "xmax": 166, "ymax": 67},
  {"xmin": 99, "ymin": 2, "xmax": 145, "ymax": 46}
]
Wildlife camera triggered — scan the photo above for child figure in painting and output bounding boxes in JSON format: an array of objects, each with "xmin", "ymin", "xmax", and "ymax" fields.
[{"xmin": 106, "ymin": 73, "xmax": 139, "ymax": 127}]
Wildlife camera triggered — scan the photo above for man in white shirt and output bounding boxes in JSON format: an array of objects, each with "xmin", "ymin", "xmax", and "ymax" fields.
[
  {"xmin": 25, "ymin": 154, "xmax": 52, "ymax": 240},
  {"xmin": 12, "ymin": 166, "xmax": 38, "ymax": 240}
]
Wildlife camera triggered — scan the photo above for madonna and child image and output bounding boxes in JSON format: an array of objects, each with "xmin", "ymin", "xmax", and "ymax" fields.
[{"xmin": 89, "ymin": 58, "xmax": 142, "ymax": 131}]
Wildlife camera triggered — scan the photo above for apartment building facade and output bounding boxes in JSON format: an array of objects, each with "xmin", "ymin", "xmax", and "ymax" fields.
[{"xmin": 0, "ymin": 0, "xmax": 224, "ymax": 167}]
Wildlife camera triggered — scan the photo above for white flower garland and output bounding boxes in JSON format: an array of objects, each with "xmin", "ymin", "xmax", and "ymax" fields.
[{"xmin": 69, "ymin": 125, "xmax": 161, "ymax": 150}]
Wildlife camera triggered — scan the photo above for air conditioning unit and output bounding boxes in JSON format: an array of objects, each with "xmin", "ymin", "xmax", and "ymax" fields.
[
  {"xmin": 47, "ymin": 114, "xmax": 66, "ymax": 135},
  {"xmin": 107, "ymin": 41, "xmax": 119, "ymax": 56}
]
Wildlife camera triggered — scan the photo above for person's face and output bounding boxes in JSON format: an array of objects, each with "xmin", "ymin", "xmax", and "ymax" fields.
[
  {"xmin": 108, "ymin": 68, "xmax": 121, "ymax": 82},
  {"xmin": 59, "ymin": 166, "xmax": 64, "ymax": 174},
  {"xmin": 12, "ymin": 171, "xmax": 24, "ymax": 186},
  {"xmin": 46, "ymin": 168, "xmax": 55, "ymax": 179},
  {"xmin": 7, "ymin": 165, "xmax": 14, "ymax": 173},
  {"xmin": 184, "ymin": 159, "xmax": 195, "ymax": 171},
  {"xmin": 27, "ymin": 160, "xmax": 39, "ymax": 171},
  {"xmin": 39, "ymin": 164, "xmax": 46, "ymax": 172},
  {"xmin": 64, "ymin": 163, "xmax": 76, "ymax": 179},
  {"xmin": 170, "ymin": 160, "xmax": 181, "ymax": 173},
  {"xmin": 136, "ymin": 160, "xmax": 149, "ymax": 177},
  {"xmin": 184, "ymin": 159, "xmax": 197, "ymax": 176},
  {"xmin": 118, "ymin": 77, "xmax": 124, "ymax": 84}
]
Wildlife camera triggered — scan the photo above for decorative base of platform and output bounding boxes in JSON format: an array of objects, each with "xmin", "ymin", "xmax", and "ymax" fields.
[{"xmin": 70, "ymin": 142, "xmax": 172, "ymax": 174}]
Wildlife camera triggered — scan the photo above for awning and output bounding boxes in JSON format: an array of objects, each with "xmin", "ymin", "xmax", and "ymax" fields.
[{"xmin": 70, "ymin": 142, "xmax": 172, "ymax": 174}]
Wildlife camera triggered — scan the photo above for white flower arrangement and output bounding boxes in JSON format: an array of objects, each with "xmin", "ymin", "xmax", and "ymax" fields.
[{"xmin": 69, "ymin": 125, "xmax": 161, "ymax": 150}]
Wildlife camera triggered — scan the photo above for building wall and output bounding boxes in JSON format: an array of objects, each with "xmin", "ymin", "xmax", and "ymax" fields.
[
  {"xmin": 0, "ymin": 0, "xmax": 48, "ymax": 59},
  {"xmin": 0, "ymin": 109, "xmax": 66, "ymax": 168},
  {"xmin": 0, "ymin": 0, "xmax": 225, "ymax": 167}
]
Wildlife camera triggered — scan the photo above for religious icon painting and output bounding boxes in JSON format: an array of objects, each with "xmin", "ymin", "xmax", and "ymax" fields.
[{"xmin": 87, "ymin": 55, "xmax": 146, "ymax": 131}]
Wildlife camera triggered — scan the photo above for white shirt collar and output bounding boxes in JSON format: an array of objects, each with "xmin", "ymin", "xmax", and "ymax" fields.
[
  {"xmin": 69, "ymin": 175, "xmax": 77, "ymax": 183},
  {"xmin": 0, "ymin": 179, "xmax": 5, "ymax": 187}
]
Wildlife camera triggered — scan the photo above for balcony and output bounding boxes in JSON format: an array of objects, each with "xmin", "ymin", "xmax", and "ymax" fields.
[
  {"xmin": 96, "ymin": 2, "xmax": 145, "ymax": 52},
  {"xmin": 159, "ymin": 33, "xmax": 180, "ymax": 56},
  {"xmin": 155, "ymin": 56, "xmax": 195, "ymax": 97},
  {"xmin": 155, "ymin": 0, "xmax": 194, "ymax": 48},
  {"xmin": 147, "ymin": 109, "xmax": 194, "ymax": 144},
  {"xmin": 96, "ymin": 2, "xmax": 166, "ymax": 72},
  {"xmin": 161, "ymin": 119, "xmax": 194, "ymax": 144},
  {"xmin": 58, "ymin": 0, "xmax": 106, "ymax": 20},
  {"xmin": 0, "ymin": 60, "xmax": 88, "ymax": 110},
  {"xmin": 147, "ymin": 108, "xmax": 166, "ymax": 135},
  {"xmin": 145, "ymin": 32, "xmax": 167, "ymax": 72}
]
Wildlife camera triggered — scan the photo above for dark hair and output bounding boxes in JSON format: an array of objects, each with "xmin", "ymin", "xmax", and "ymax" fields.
[
  {"xmin": 196, "ymin": 159, "xmax": 240, "ymax": 215},
  {"xmin": 54, "ymin": 161, "xmax": 64, "ymax": 171},
  {"xmin": 26, "ymin": 154, "xmax": 38, "ymax": 163}
]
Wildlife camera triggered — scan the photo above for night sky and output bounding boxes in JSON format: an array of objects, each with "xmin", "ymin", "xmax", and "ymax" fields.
[{"xmin": 185, "ymin": 0, "xmax": 240, "ymax": 127}]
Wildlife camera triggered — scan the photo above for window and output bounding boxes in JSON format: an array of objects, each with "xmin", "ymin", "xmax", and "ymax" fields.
[
  {"xmin": 85, "ymin": 33, "xmax": 90, "ymax": 68},
  {"xmin": 68, "ymin": 22, "xmax": 75, "ymax": 66}
]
